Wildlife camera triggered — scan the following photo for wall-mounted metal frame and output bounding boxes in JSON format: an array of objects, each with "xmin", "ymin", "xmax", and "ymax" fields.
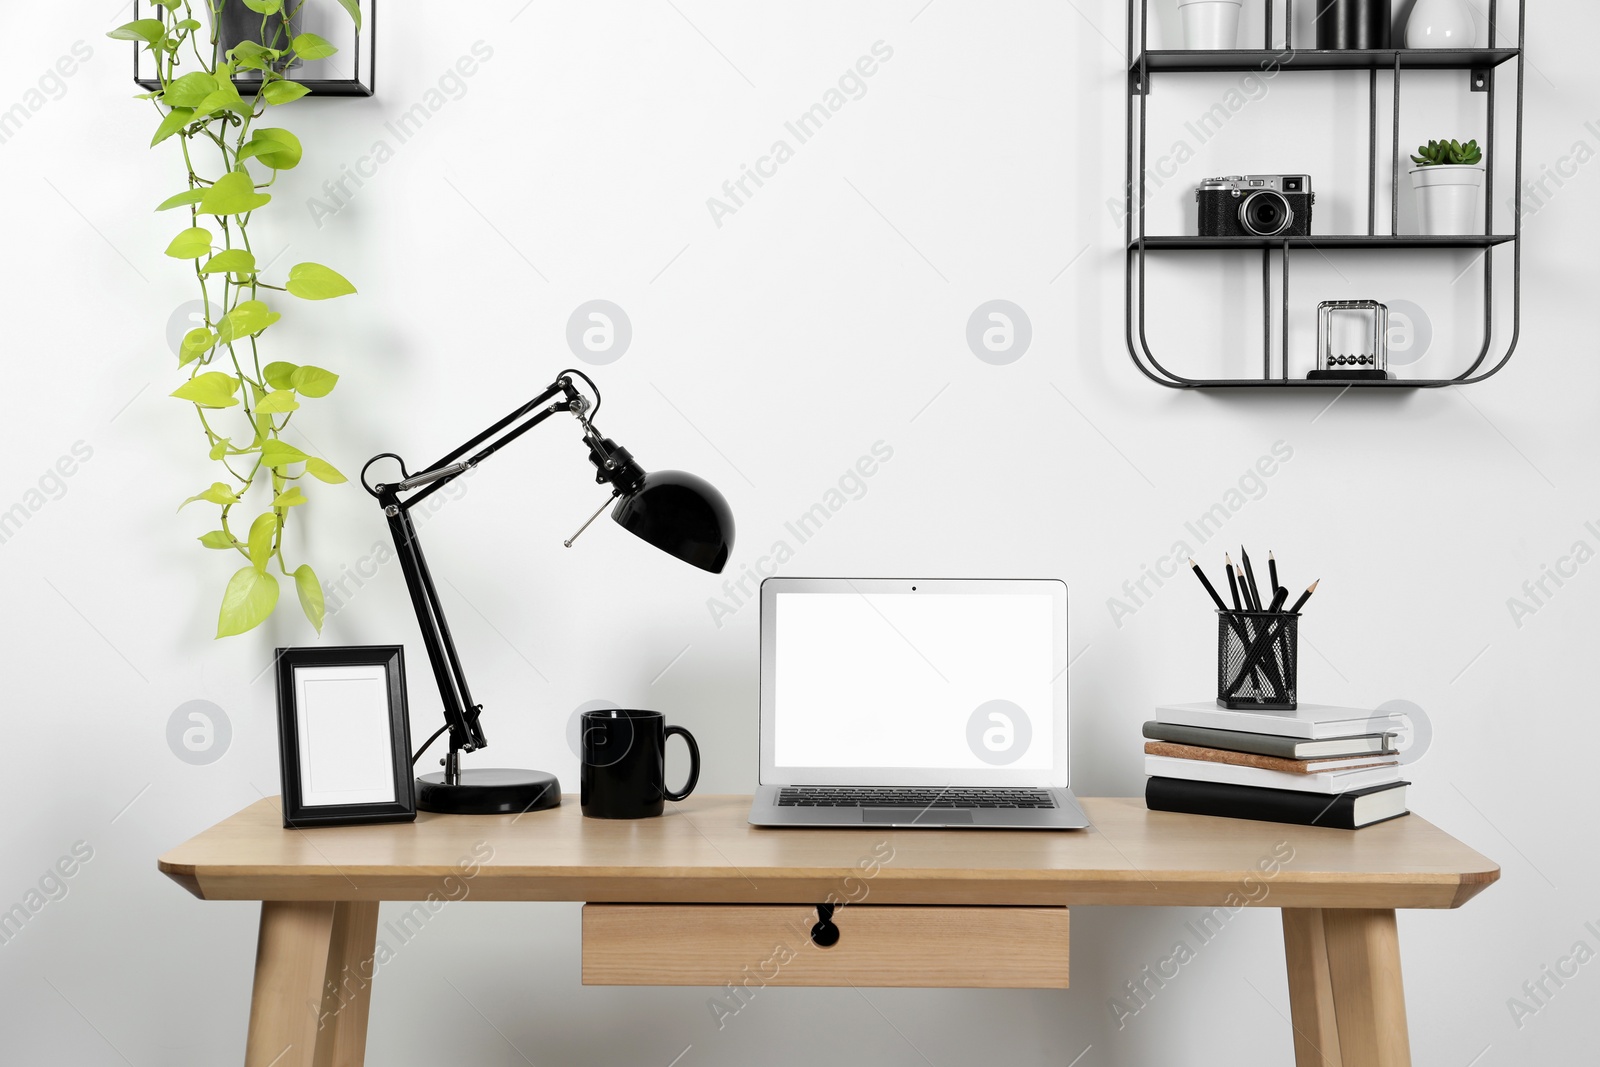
[
  {"xmin": 1125, "ymin": 0, "xmax": 1525, "ymax": 388},
  {"xmin": 133, "ymin": 0, "xmax": 374, "ymax": 98}
]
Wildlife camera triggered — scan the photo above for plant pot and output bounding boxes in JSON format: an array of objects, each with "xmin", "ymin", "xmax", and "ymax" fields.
[
  {"xmin": 1315, "ymin": 0, "xmax": 1392, "ymax": 50},
  {"xmin": 1410, "ymin": 165, "xmax": 1483, "ymax": 235},
  {"xmin": 1177, "ymin": 0, "xmax": 1243, "ymax": 50},
  {"xmin": 1404, "ymin": 0, "xmax": 1475, "ymax": 48},
  {"xmin": 214, "ymin": 1, "xmax": 304, "ymax": 75}
]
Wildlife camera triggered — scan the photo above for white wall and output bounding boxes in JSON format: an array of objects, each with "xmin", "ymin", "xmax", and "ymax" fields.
[{"xmin": 3, "ymin": 1, "xmax": 1596, "ymax": 1064}]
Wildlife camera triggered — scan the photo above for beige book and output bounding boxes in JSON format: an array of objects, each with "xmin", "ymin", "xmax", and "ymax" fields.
[{"xmin": 1144, "ymin": 741, "xmax": 1399, "ymax": 775}]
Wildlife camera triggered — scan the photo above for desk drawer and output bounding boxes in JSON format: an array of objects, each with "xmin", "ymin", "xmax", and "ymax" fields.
[{"xmin": 582, "ymin": 904, "xmax": 1068, "ymax": 988}]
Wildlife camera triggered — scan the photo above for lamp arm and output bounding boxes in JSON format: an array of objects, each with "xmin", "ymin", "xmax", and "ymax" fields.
[
  {"xmin": 360, "ymin": 371, "xmax": 606, "ymax": 778},
  {"xmin": 377, "ymin": 492, "xmax": 486, "ymax": 762}
]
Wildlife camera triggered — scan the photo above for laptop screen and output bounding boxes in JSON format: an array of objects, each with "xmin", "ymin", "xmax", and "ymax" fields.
[{"xmin": 761, "ymin": 580, "xmax": 1067, "ymax": 787}]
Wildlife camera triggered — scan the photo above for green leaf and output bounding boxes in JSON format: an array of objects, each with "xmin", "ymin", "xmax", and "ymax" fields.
[
  {"xmin": 247, "ymin": 511, "xmax": 278, "ymax": 570},
  {"xmin": 171, "ymin": 372, "xmax": 241, "ymax": 408},
  {"xmin": 180, "ymin": 482, "xmax": 240, "ymax": 510},
  {"xmin": 273, "ymin": 486, "xmax": 307, "ymax": 508},
  {"xmin": 165, "ymin": 226, "xmax": 213, "ymax": 259},
  {"xmin": 289, "ymin": 365, "xmax": 339, "ymax": 397},
  {"xmin": 229, "ymin": 40, "xmax": 278, "ymax": 61},
  {"xmin": 260, "ymin": 440, "xmax": 309, "ymax": 468},
  {"xmin": 286, "ymin": 263, "xmax": 356, "ymax": 300},
  {"xmin": 150, "ymin": 107, "xmax": 194, "ymax": 147},
  {"xmin": 255, "ymin": 389, "xmax": 300, "ymax": 414},
  {"xmin": 199, "ymin": 171, "xmax": 272, "ymax": 216},
  {"xmin": 333, "ymin": 0, "xmax": 364, "ymax": 31},
  {"xmin": 175, "ymin": 18, "xmax": 202, "ymax": 31},
  {"xmin": 197, "ymin": 530, "xmax": 238, "ymax": 549},
  {"xmin": 305, "ymin": 457, "xmax": 347, "ymax": 484},
  {"xmin": 179, "ymin": 327, "xmax": 217, "ymax": 366},
  {"xmin": 197, "ymin": 83, "xmax": 250, "ymax": 118},
  {"xmin": 200, "ymin": 249, "xmax": 257, "ymax": 276},
  {"xmin": 216, "ymin": 566, "xmax": 279, "ymax": 638},
  {"xmin": 156, "ymin": 188, "xmax": 207, "ymax": 211},
  {"xmin": 108, "ymin": 19, "xmax": 166, "ymax": 45},
  {"xmin": 216, "ymin": 300, "xmax": 281, "ymax": 342},
  {"xmin": 263, "ymin": 361, "xmax": 299, "ymax": 390},
  {"xmin": 262, "ymin": 79, "xmax": 311, "ymax": 105},
  {"xmin": 152, "ymin": 0, "xmax": 185, "ymax": 9},
  {"xmin": 291, "ymin": 32, "xmax": 338, "ymax": 60},
  {"xmin": 243, "ymin": 0, "xmax": 284, "ymax": 12},
  {"xmin": 294, "ymin": 564, "xmax": 325, "ymax": 633},
  {"xmin": 238, "ymin": 127, "xmax": 303, "ymax": 170},
  {"xmin": 162, "ymin": 71, "xmax": 217, "ymax": 107}
]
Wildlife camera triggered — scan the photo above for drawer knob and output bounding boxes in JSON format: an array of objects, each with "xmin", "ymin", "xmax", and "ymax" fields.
[{"xmin": 810, "ymin": 904, "xmax": 840, "ymax": 948}]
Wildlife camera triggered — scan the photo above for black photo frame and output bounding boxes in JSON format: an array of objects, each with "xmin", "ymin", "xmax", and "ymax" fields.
[{"xmin": 274, "ymin": 645, "xmax": 416, "ymax": 828}]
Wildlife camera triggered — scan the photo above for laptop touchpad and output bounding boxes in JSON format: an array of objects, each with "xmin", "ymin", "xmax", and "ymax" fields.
[{"xmin": 862, "ymin": 808, "xmax": 973, "ymax": 825}]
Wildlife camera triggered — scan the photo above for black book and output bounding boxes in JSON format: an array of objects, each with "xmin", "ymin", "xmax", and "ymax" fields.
[{"xmin": 1145, "ymin": 776, "xmax": 1410, "ymax": 830}]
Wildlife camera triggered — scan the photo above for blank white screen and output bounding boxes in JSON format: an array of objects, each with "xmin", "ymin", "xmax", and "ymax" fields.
[
  {"xmin": 772, "ymin": 592, "xmax": 1055, "ymax": 771},
  {"xmin": 294, "ymin": 664, "xmax": 396, "ymax": 806}
]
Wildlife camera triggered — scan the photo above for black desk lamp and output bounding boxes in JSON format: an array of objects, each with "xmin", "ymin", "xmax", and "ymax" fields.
[{"xmin": 360, "ymin": 370, "xmax": 734, "ymax": 816}]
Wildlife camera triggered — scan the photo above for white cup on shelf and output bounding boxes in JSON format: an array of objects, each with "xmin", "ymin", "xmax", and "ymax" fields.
[{"xmin": 1177, "ymin": 0, "xmax": 1244, "ymax": 50}]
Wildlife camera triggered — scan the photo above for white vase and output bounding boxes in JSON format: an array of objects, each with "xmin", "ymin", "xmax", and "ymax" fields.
[
  {"xmin": 1177, "ymin": 0, "xmax": 1243, "ymax": 50},
  {"xmin": 1405, "ymin": 0, "xmax": 1475, "ymax": 48},
  {"xmin": 1410, "ymin": 165, "xmax": 1483, "ymax": 235}
]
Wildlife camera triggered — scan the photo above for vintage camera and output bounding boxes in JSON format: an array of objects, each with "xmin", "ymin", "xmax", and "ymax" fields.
[{"xmin": 1196, "ymin": 175, "xmax": 1315, "ymax": 237}]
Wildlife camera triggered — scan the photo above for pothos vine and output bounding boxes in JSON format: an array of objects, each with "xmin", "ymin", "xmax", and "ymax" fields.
[{"xmin": 109, "ymin": 0, "xmax": 360, "ymax": 637}]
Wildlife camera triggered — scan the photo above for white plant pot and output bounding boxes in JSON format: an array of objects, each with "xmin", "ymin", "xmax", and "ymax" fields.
[
  {"xmin": 1177, "ymin": 0, "xmax": 1243, "ymax": 50},
  {"xmin": 1410, "ymin": 165, "xmax": 1483, "ymax": 235},
  {"xmin": 1405, "ymin": 0, "xmax": 1476, "ymax": 48}
]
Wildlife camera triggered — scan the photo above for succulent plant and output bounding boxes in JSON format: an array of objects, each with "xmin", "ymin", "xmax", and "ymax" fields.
[{"xmin": 1411, "ymin": 138, "xmax": 1483, "ymax": 167}]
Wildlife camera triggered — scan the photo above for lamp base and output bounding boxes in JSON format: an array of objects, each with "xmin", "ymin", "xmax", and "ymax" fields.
[{"xmin": 416, "ymin": 767, "xmax": 562, "ymax": 815}]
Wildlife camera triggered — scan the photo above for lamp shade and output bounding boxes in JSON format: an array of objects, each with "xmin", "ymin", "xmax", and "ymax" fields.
[{"xmin": 611, "ymin": 470, "xmax": 734, "ymax": 574}]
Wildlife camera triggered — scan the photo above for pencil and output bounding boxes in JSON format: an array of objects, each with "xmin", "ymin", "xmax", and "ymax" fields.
[
  {"xmin": 1188, "ymin": 558, "xmax": 1228, "ymax": 612},
  {"xmin": 1288, "ymin": 579, "xmax": 1320, "ymax": 614},
  {"xmin": 1231, "ymin": 585, "xmax": 1300, "ymax": 699},
  {"xmin": 1225, "ymin": 553, "xmax": 1243, "ymax": 611},
  {"xmin": 1268, "ymin": 551, "xmax": 1281, "ymax": 600},
  {"xmin": 1240, "ymin": 547, "xmax": 1263, "ymax": 611}
]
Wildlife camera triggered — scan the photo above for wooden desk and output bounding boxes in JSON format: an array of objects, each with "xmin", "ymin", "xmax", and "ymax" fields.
[{"xmin": 159, "ymin": 796, "xmax": 1498, "ymax": 1067}]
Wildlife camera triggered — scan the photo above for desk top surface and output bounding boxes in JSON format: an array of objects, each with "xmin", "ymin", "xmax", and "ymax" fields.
[{"xmin": 159, "ymin": 796, "xmax": 1498, "ymax": 910}]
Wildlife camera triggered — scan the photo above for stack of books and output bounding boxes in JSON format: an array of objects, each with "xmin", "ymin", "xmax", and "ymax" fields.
[{"xmin": 1143, "ymin": 702, "xmax": 1409, "ymax": 829}]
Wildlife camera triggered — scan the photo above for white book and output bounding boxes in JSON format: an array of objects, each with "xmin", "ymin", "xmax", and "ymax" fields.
[
  {"xmin": 1155, "ymin": 701, "xmax": 1385, "ymax": 741},
  {"xmin": 1145, "ymin": 754, "xmax": 1404, "ymax": 795}
]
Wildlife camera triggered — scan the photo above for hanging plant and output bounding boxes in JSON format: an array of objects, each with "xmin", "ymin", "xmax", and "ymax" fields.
[{"xmin": 108, "ymin": 1, "xmax": 360, "ymax": 638}]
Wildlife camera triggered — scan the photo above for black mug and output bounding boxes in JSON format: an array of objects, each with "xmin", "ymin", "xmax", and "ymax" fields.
[{"xmin": 580, "ymin": 710, "xmax": 701, "ymax": 819}]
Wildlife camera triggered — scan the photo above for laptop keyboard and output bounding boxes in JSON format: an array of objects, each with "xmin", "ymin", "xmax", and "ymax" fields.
[{"xmin": 776, "ymin": 786, "xmax": 1057, "ymax": 809}]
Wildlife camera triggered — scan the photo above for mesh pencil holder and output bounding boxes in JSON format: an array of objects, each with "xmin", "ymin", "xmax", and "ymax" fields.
[{"xmin": 1216, "ymin": 611, "xmax": 1299, "ymax": 710}]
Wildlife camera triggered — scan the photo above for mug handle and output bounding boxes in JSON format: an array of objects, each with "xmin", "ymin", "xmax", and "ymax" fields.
[{"xmin": 662, "ymin": 725, "xmax": 701, "ymax": 802}]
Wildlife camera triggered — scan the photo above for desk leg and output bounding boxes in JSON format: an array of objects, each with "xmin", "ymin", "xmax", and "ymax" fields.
[
  {"xmin": 1281, "ymin": 908, "xmax": 1411, "ymax": 1067},
  {"xmin": 245, "ymin": 901, "xmax": 380, "ymax": 1067},
  {"xmin": 1282, "ymin": 909, "xmax": 1343, "ymax": 1066}
]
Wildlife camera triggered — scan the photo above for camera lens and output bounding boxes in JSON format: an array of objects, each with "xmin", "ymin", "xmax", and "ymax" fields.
[{"xmin": 1240, "ymin": 191, "xmax": 1294, "ymax": 236}]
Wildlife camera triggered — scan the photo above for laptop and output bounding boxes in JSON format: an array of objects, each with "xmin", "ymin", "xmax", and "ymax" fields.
[{"xmin": 749, "ymin": 578, "xmax": 1090, "ymax": 829}]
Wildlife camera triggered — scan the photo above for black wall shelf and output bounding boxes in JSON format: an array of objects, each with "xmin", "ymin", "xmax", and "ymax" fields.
[
  {"xmin": 1130, "ymin": 235, "xmax": 1515, "ymax": 251},
  {"xmin": 1125, "ymin": 0, "xmax": 1526, "ymax": 389},
  {"xmin": 1131, "ymin": 47, "xmax": 1519, "ymax": 75}
]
